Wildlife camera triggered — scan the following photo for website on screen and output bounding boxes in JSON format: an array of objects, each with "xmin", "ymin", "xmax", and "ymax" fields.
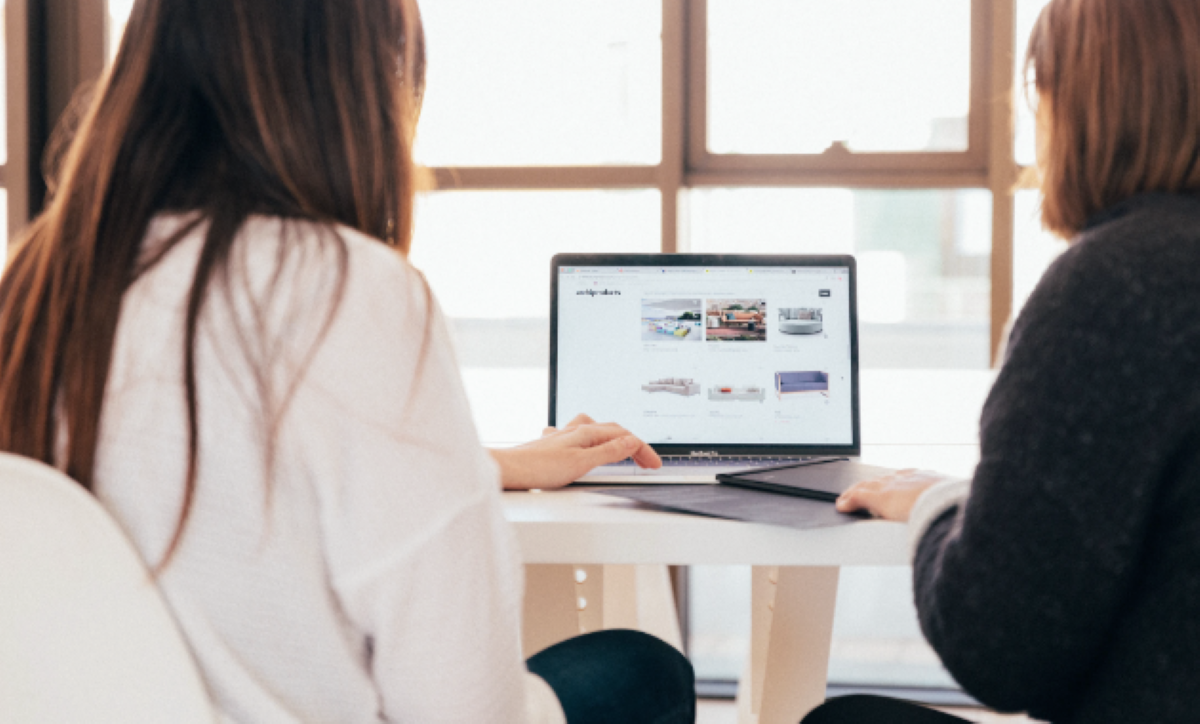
[{"xmin": 556, "ymin": 265, "xmax": 854, "ymax": 445}]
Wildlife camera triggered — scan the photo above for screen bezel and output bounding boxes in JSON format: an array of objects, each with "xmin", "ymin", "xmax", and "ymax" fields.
[{"xmin": 549, "ymin": 253, "xmax": 861, "ymax": 457}]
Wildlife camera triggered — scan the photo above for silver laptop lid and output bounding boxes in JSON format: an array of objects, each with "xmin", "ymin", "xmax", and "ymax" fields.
[{"xmin": 550, "ymin": 254, "xmax": 860, "ymax": 457}]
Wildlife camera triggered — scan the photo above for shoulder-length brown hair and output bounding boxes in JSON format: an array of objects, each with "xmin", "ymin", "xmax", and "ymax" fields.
[
  {"xmin": 0, "ymin": 0, "xmax": 426, "ymax": 564},
  {"xmin": 1027, "ymin": 0, "xmax": 1200, "ymax": 237}
]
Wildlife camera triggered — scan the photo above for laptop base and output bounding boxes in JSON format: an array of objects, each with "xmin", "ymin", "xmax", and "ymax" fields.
[{"xmin": 578, "ymin": 456, "xmax": 843, "ymax": 484}]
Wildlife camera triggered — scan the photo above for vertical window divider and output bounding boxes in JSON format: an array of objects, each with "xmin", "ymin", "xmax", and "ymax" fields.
[
  {"xmin": 660, "ymin": 0, "xmax": 688, "ymax": 255},
  {"xmin": 986, "ymin": 0, "xmax": 1017, "ymax": 365},
  {"xmin": 5, "ymin": 0, "xmax": 107, "ymax": 240},
  {"xmin": 683, "ymin": 0, "xmax": 708, "ymax": 175},
  {"xmin": 6, "ymin": 0, "xmax": 39, "ymax": 239}
]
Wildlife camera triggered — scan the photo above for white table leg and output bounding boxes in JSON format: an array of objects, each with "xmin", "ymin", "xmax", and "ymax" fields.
[{"xmin": 737, "ymin": 566, "xmax": 840, "ymax": 724}]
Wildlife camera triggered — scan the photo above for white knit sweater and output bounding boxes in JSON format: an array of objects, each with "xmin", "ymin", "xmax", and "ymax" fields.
[{"xmin": 92, "ymin": 215, "xmax": 564, "ymax": 723}]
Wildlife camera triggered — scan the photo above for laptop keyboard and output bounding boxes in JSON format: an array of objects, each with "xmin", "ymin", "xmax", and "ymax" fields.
[{"xmin": 610, "ymin": 455, "xmax": 820, "ymax": 468}]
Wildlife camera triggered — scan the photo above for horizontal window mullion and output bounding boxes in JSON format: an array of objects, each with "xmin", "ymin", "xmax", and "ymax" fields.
[
  {"xmin": 690, "ymin": 150, "xmax": 988, "ymax": 175},
  {"xmin": 428, "ymin": 166, "xmax": 996, "ymax": 192},
  {"xmin": 430, "ymin": 166, "xmax": 660, "ymax": 191},
  {"xmin": 684, "ymin": 167, "xmax": 989, "ymax": 189}
]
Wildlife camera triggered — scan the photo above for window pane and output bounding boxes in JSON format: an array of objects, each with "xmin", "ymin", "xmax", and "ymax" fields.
[
  {"xmin": 416, "ymin": 1, "xmax": 661, "ymax": 166},
  {"xmin": 687, "ymin": 188, "xmax": 992, "ymax": 369},
  {"xmin": 708, "ymin": 0, "xmax": 972, "ymax": 155},
  {"xmin": 410, "ymin": 190, "xmax": 660, "ymax": 442},
  {"xmin": 1015, "ymin": 0, "xmax": 1052, "ymax": 166},
  {"xmin": 0, "ymin": 190, "xmax": 8, "ymax": 263},
  {"xmin": 103, "ymin": 3, "xmax": 664, "ymax": 168},
  {"xmin": 1013, "ymin": 189, "xmax": 1067, "ymax": 317},
  {"xmin": 108, "ymin": 0, "xmax": 134, "ymax": 63},
  {"xmin": 0, "ymin": 0, "xmax": 7, "ymax": 165}
]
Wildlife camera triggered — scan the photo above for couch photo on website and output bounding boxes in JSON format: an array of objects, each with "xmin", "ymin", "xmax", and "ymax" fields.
[
  {"xmin": 707, "ymin": 385, "xmax": 766, "ymax": 403},
  {"xmin": 642, "ymin": 299, "xmax": 703, "ymax": 342},
  {"xmin": 642, "ymin": 378, "xmax": 701, "ymax": 397},
  {"xmin": 774, "ymin": 371, "xmax": 830, "ymax": 400},
  {"xmin": 705, "ymin": 299, "xmax": 768, "ymax": 342}
]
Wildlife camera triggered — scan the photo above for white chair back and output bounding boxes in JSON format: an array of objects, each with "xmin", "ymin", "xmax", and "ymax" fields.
[{"xmin": 0, "ymin": 452, "xmax": 216, "ymax": 723}]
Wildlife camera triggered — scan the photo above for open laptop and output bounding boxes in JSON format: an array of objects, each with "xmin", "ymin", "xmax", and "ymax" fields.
[{"xmin": 551, "ymin": 254, "xmax": 861, "ymax": 483}]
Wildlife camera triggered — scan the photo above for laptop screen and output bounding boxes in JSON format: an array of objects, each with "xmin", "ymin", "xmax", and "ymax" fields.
[{"xmin": 552, "ymin": 257, "xmax": 857, "ymax": 450}]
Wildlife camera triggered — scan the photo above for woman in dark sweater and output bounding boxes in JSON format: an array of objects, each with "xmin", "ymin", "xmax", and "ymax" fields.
[{"xmin": 803, "ymin": 1, "xmax": 1200, "ymax": 722}]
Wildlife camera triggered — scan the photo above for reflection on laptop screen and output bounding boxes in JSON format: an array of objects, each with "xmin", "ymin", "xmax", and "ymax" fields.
[{"xmin": 556, "ymin": 264, "xmax": 854, "ymax": 446}]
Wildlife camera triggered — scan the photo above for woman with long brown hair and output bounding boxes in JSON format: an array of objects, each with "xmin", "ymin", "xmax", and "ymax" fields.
[
  {"xmin": 800, "ymin": 0, "xmax": 1200, "ymax": 722},
  {"xmin": 0, "ymin": 0, "xmax": 694, "ymax": 721}
]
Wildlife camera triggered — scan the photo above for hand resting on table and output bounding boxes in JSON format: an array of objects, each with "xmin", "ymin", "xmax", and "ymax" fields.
[{"xmin": 834, "ymin": 468, "xmax": 956, "ymax": 522}]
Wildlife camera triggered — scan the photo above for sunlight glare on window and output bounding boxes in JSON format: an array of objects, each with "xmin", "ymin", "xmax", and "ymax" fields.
[
  {"xmin": 416, "ymin": 0, "xmax": 661, "ymax": 166},
  {"xmin": 107, "ymin": 0, "xmax": 135, "ymax": 63},
  {"xmin": 857, "ymin": 252, "xmax": 908, "ymax": 324},
  {"xmin": 411, "ymin": 190, "xmax": 659, "ymax": 323},
  {"xmin": 1013, "ymin": 190, "xmax": 1067, "ymax": 315},
  {"xmin": 708, "ymin": 0, "xmax": 972, "ymax": 155},
  {"xmin": 0, "ymin": 0, "xmax": 7, "ymax": 165},
  {"xmin": 1015, "ymin": 0, "xmax": 1053, "ymax": 165},
  {"xmin": 0, "ymin": 191, "xmax": 8, "ymax": 265},
  {"xmin": 687, "ymin": 188, "xmax": 993, "ymax": 369}
]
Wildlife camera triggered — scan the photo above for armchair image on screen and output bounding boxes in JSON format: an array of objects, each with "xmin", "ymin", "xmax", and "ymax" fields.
[
  {"xmin": 775, "ymin": 371, "xmax": 829, "ymax": 400},
  {"xmin": 778, "ymin": 308, "xmax": 823, "ymax": 335}
]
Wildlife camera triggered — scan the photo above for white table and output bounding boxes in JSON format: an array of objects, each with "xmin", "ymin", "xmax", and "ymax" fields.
[
  {"xmin": 483, "ymin": 369, "xmax": 995, "ymax": 722},
  {"xmin": 505, "ymin": 488, "xmax": 910, "ymax": 724}
]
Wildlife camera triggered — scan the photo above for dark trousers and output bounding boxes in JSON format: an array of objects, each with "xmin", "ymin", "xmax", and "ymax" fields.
[
  {"xmin": 801, "ymin": 695, "xmax": 973, "ymax": 723},
  {"xmin": 527, "ymin": 629, "xmax": 696, "ymax": 724}
]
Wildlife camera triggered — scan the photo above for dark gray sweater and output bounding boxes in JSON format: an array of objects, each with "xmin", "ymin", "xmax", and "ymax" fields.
[{"xmin": 915, "ymin": 193, "xmax": 1200, "ymax": 723}]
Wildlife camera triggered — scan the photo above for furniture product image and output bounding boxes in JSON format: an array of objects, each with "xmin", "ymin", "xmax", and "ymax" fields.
[
  {"xmin": 778, "ymin": 309, "xmax": 823, "ymax": 335},
  {"xmin": 775, "ymin": 371, "xmax": 830, "ymax": 400},
  {"xmin": 705, "ymin": 301, "xmax": 769, "ymax": 341},
  {"xmin": 723, "ymin": 311, "xmax": 764, "ymax": 329},
  {"xmin": 708, "ymin": 386, "xmax": 766, "ymax": 402},
  {"xmin": 645, "ymin": 320, "xmax": 700, "ymax": 339},
  {"xmin": 642, "ymin": 378, "xmax": 701, "ymax": 397}
]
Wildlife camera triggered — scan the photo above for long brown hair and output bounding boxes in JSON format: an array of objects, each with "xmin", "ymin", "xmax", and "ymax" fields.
[
  {"xmin": 0, "ymin": 0, "xmax": 427, "ymax": 564},
  {"xmin": 1026, "ymin": 0, "xmax": 1200, "ymax": 236}
]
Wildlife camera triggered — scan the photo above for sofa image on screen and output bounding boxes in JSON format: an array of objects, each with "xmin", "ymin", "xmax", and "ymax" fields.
[
  {"xmin": 707, "ymin": 385, "xmax": 766, "ymax": 403},
  {"xmin": 778, "ymin": 308, "xmax": 823, "ymax": 335},
  {"xmin": 646, "ymin": 321, "xmax": 693, "ymax": 338},
  {"xmin": 642, "ymin": 378, "xmax": 700, "ymax": 397},
  {"xmin": 705, "ymin": 300, "xmax": 768, "ymax": 341},
  {"xmin": 775, "ymin": 371, "xmax": 829, "ymax": 400},
  {"xmin": 642, "ymin": 299, "xmax": 703, "ymax": 342}
]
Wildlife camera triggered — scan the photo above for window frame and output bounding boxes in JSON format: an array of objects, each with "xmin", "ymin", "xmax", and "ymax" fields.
[
  {"xmin": 431, "ymin": 0, "xmax": 1020, "ymax": 360},
  {"xmin": 16, "ymin": 0, "xmax": 1021, "ymax": 359},
  {"xmin": 5, "ymin": 0, "xmax": 107, "ymax": 241},
  {"xmin": 686, "ymin": 0, "xmax": 992, "ymax": 177}
]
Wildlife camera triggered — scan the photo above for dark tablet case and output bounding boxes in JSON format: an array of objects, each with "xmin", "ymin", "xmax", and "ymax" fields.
[
  {"xmin": 592, "ymin": 460, "xmax": 895, "ymax": 530},
  {"xmin": 717, "ymin": 459, "xmax": 897, "ymax": 502}
]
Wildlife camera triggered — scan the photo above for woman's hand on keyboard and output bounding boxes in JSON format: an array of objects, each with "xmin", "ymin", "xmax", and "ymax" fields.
[{"xmin": 490, "ymin": 414, "xmax": 661, "ymax": 490}]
